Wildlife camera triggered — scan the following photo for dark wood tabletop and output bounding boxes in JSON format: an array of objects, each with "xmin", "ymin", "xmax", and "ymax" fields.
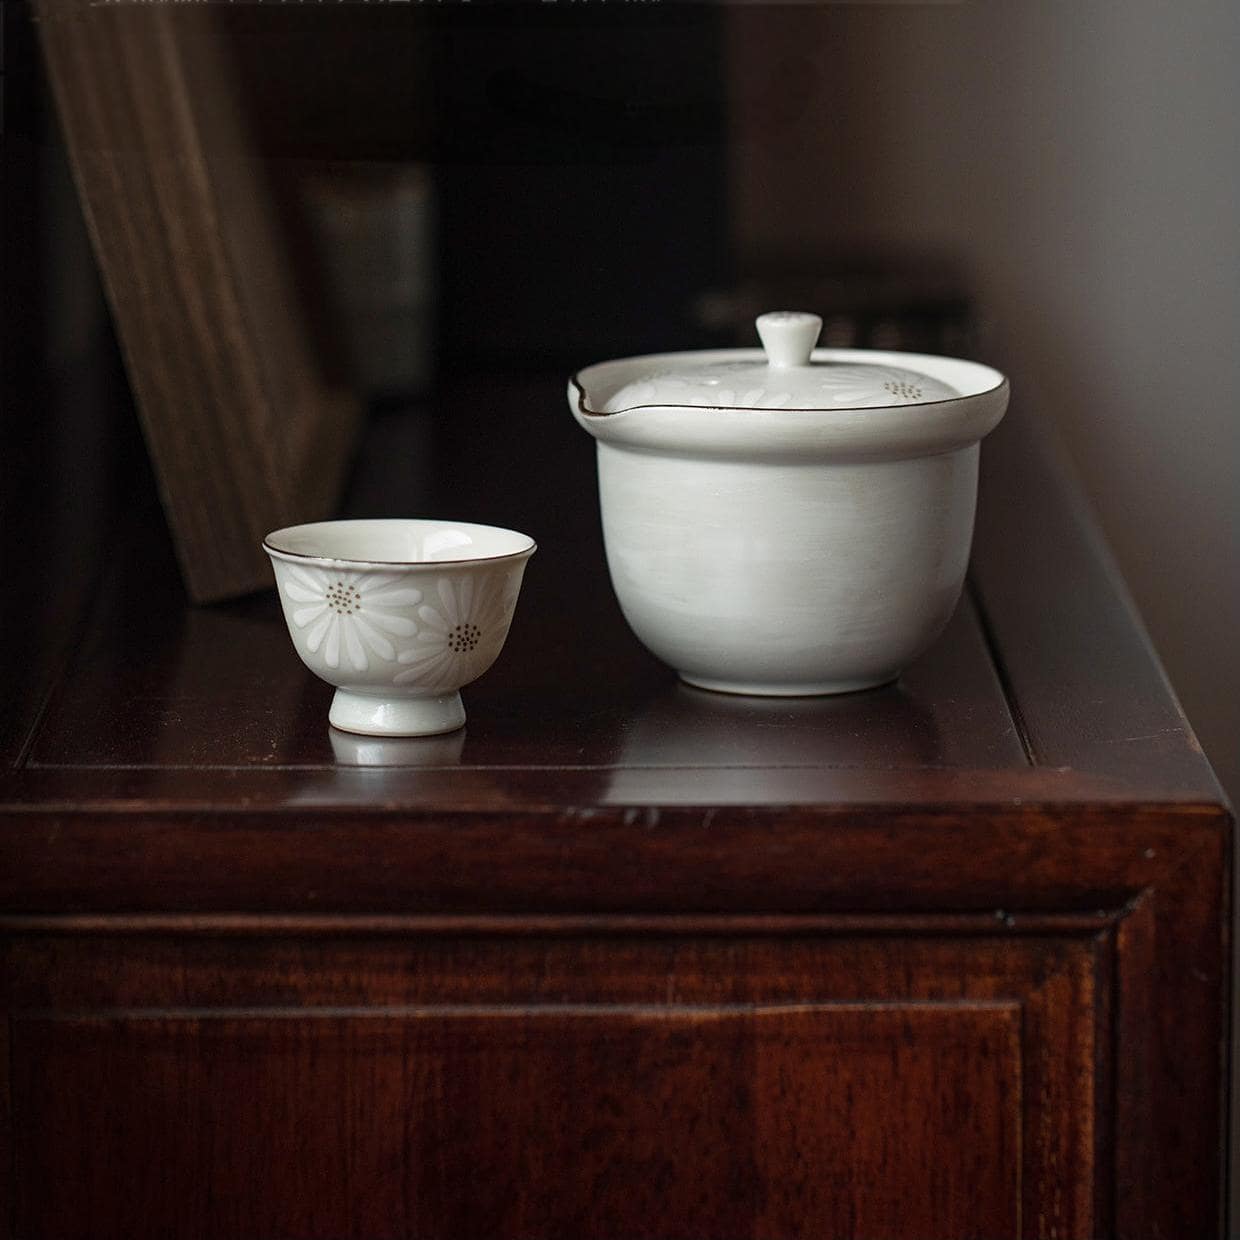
[
  {"xmin": 0, "ymin": 374, "xmax": 1230, "ymax": 1239},
  {"xmin": 0, "ymin": 372, "xmax": 1224, "ymax": 829}
]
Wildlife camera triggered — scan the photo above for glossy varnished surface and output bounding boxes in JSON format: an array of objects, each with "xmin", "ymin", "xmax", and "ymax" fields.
[
  {"xmin": 0, "ymin": 374, "xmax": 1230, "ymax": 1240},
  {"xmin": 20, "ymin": 380, "xmax": 1025, "ymax": 782},
  {"xmin": 20, "ymin": 551, "xmax": 1022, "ymax": 777},
  {"xmin": 13, "ymin": 1002, "xmax": 1022, "ymax": 1238},
  {"xmin": 7, "ymin": 927, "xmax": 1092, "ymax": 1239},
  {"xmin": 3, "ymin": 374, "xmax": 1220, "ymax": 803}
]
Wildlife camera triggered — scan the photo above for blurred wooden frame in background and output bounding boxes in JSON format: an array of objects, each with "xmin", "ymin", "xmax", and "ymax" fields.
[{"xmin": 34, "ymin": 0, "xmax": 360, "ymax": 603}]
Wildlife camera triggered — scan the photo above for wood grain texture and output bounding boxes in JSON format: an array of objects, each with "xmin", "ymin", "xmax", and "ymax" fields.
[
  {"xmin": 0, "ymin": 376, "xmax": 1229, "ymax": 1238},
  {"xmin": 6, "ymin": 929, "xmax": 1093, "ymax": 1240},
  {"xmin": 17, "ymin": 531, "xmax": 1022, "ymax": 775},
  {"xmin": 11, "ymin": 1004, "xmax": 1020, "ymax": 1240},
  {"xmin": 0, "ymin": 831, "xmax": 1223, "ymax": 1237},
  {"xmin": 972, "ymin": 409, "xmax": 1221, "ymax": 792},
  {"xmin": 0, "ymin": 374, "xmax": 1222, "ymax": 803},
  {"xmin": 34, "ymin": 2, "xmax": 359, "ymax": 602},
  {"xmin": 0, "ymin": 795, "xmax": 1217, "ymax": 914},
  {"xmin": 16, "ymin": 382, "xmax": 1023, "ymax": 775}
]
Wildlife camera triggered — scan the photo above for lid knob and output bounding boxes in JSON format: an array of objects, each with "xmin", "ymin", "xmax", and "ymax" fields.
[{"xmin": 756, "ymin": 311, "xmax": 822, "ymax": 369}]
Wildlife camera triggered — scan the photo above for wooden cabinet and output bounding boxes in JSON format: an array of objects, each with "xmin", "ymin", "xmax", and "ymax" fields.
[
  {"xmin": 8, "ymin": 928, "xmax": 1100, "ymax": 1238},
  {"xmin": 0, "ymin": 379, "xmax": 1229, "ymax": 1239}
]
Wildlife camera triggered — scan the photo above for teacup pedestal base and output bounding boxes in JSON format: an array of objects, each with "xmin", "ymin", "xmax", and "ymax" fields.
[{"xmin": 328, "ymin": 688, "xmax": 466, "ymax": 737}]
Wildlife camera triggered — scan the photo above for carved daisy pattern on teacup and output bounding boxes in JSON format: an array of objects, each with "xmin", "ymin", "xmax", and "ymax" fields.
[
  {"xmin": 394, "ymin": 574, "xmax": 515, "ymax": 690},
  {"xmin": 282, "ymin": 566, "xmax": 421, "ymax": 672}
]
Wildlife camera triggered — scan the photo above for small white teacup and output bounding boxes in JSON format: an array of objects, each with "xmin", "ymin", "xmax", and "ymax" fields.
[{"xmin": 264, "ymin": 519, "xmax": 535, "ymax": 736}]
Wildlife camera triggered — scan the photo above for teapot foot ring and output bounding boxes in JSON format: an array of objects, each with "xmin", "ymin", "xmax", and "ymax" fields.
[{"xmin": 679, "ymin": 673, "xmax": 893, "ymax": 698}]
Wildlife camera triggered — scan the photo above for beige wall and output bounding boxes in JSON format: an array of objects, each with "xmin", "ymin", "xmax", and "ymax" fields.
[{"xmin": 727, "ymin": 1, "xmax": 1240, "ymax": 805}]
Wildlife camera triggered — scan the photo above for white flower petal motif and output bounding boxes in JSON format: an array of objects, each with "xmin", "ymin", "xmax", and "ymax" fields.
[
  {"xmin": 394, "ymin": 573, "xmax": 513, "ymax": 690},
  {"xmin": 282, "ymin": 565, "xmax": 422, "ymax": 672}
]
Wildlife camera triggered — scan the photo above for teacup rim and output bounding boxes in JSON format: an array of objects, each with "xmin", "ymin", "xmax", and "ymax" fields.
[{"xmin": 262, "ymin": 518, "xmax": 537, "ymax": 569}]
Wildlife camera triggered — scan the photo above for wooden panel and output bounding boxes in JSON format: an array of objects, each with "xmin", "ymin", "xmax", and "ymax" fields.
[
  {"xmin": 35, "ymin": 3, "xmax": 359, "ymax": 602},
  {"xmin": 11, "ymin": 1004, "xmax": 1020, "ymax": 1240},
  {"xmin": 1, "ymin": 923, "xmax": 1091, "ymax": 1010},
  {"xmin": 0, "ymin": 810, "xmax": 1222, "ymax": 1235},
  {"xmin": 0, "ymin": 798, "xmax": 1215, "ymax": 915},
  {"xmin": 2, "ymin": 927, "xmax": 1102, "ymax": 1239}
]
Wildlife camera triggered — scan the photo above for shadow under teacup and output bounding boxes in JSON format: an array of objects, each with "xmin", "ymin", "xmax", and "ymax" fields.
[{"xmin": 263, "ymin": 519, "xmax": 536, "ymax": 736}]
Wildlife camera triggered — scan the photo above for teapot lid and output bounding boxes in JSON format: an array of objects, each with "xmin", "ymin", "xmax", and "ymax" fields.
[{"xmin": 603, "ymin": 311, "xmax": 959, "ymax": 412}]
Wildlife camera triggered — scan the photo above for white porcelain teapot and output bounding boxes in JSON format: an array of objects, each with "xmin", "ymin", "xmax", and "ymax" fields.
[{"xmin": 569, "ymin": 312, "xmax": 1009, "ymax": 696}]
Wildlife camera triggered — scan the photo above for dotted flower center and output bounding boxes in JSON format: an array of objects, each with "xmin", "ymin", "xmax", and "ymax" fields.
[
  {"xmin": 447, "ymin": 622, "xmax": 482, "ymax": 653},
  {"xmin": 325, "ymin": 581, "xmax": 363, "ymax": 615},
  {"xmin": 883, "ymin": 379, "xmax": 924, "ymax": 400}
]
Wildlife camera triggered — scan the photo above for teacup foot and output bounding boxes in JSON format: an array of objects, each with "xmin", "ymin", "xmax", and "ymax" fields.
[{"xmin": 328, "ymin": 688, "xmax": 465, "ymax": 737}]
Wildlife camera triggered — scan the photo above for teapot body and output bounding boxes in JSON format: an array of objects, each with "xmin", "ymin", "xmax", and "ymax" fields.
[
  {"xmin": 596, "ymin": 439, "xmax": 979, "ymax": 694},
  {"xmin": 570, "ymin": 328, "xmax": 1008, "ymax": 696}
]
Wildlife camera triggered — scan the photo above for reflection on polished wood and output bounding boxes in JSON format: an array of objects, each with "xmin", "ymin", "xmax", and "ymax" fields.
[{"xmin": 0, "ymin": 374, "xmax": 1229, "ymax": 1240}]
